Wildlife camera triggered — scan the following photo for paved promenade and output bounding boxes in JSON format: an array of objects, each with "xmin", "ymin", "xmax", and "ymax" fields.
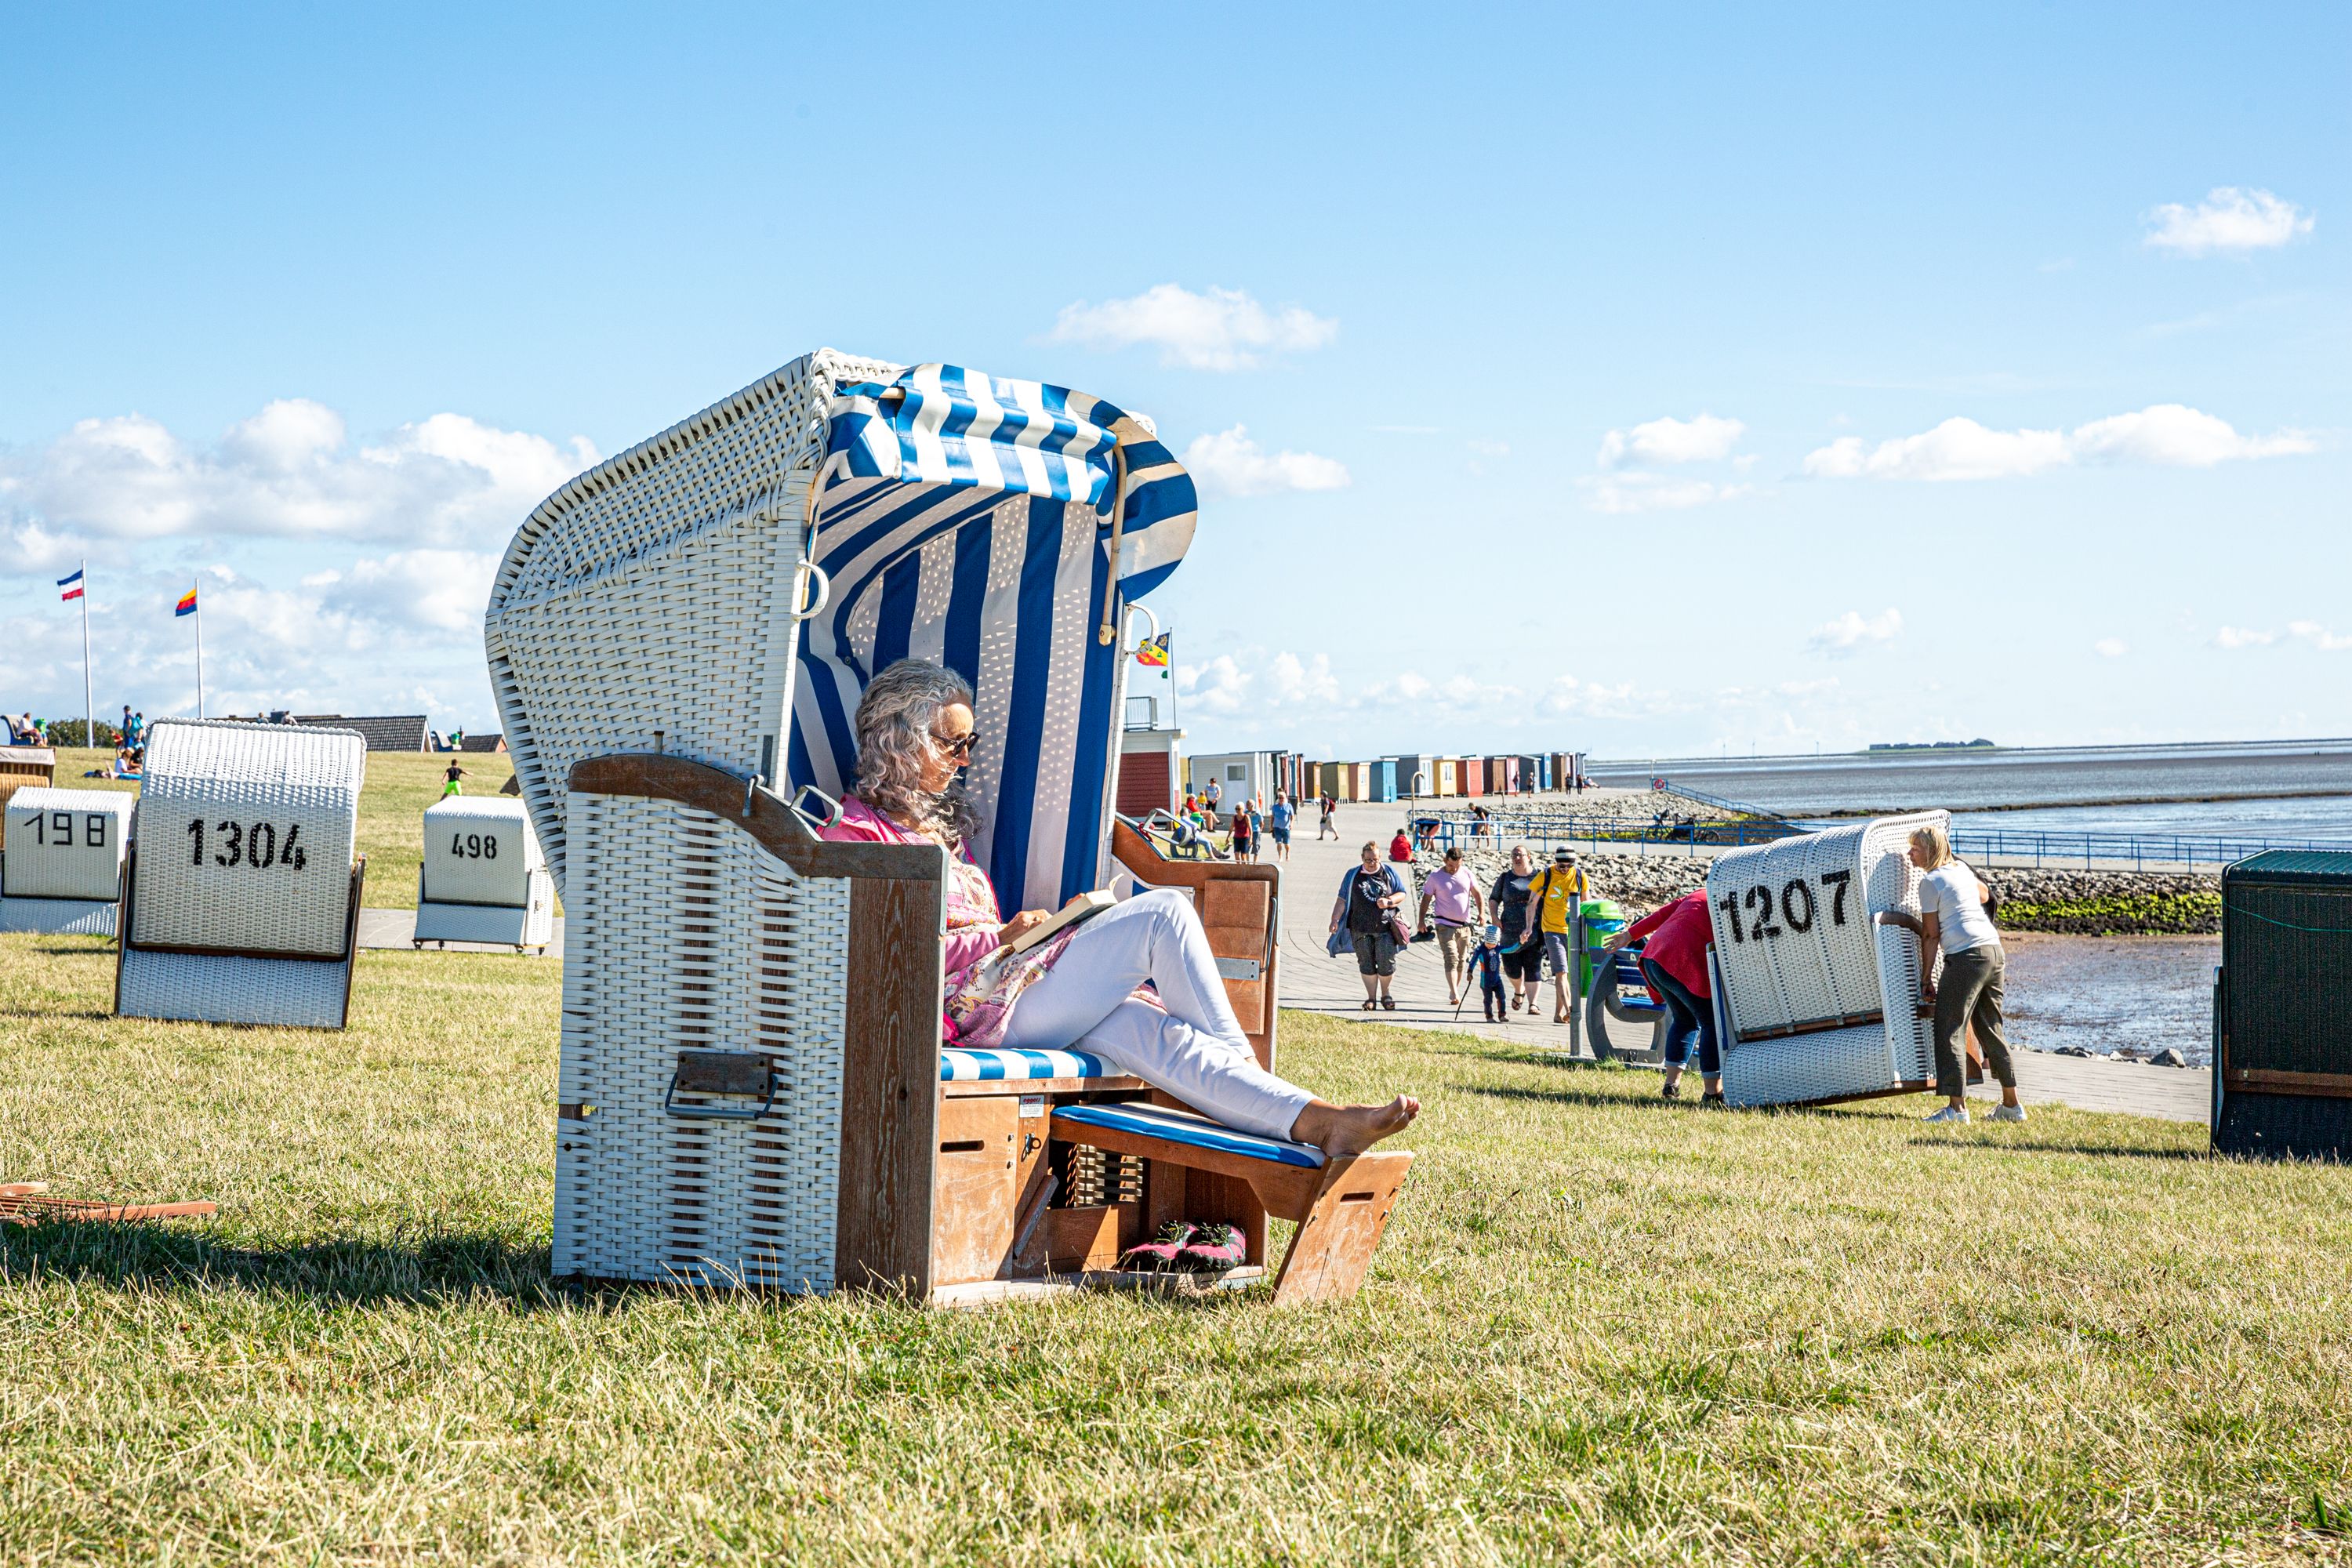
[{"xmin": 1273, "ymin": 799, "xmax": 2209, "ymax": 1123}]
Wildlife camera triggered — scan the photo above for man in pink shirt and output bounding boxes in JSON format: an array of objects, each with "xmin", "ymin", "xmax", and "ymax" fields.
[
  {"xmin": 1415, "ymin": 845, "xmax": 1486, "ymax": 1005},
  {"xmin": 1600, "ymin": 890, "xmax": 1719, "ymax": 1103}
]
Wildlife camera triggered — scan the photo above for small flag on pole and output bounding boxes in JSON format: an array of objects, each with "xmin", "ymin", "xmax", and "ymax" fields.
[
  {"xmin": 58, "ymin": 569, "xmax": 84, "ymax": 602},
  {"xmin": 1134, "ymin": 631, "xmax": 1170, "ymax": 668},
  {"xmin": 176, "ymin": 585, "xmax": 198, "ymax": 617}
]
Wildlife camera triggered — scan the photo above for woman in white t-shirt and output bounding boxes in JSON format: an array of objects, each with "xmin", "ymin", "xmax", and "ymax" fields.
[{"xmin": 1892, "ymin": 823, "xmax": 2024, "ymax": 1126}]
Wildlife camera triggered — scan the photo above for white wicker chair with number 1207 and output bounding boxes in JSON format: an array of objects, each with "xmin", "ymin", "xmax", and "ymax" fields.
[
  {"xmin": 1704, "ymin": 811, "xmax": 1948, "ymax": 1108},
  {"xmin": 114, "ymin": 718, "xmax": 368, "ymax": 1030},
  {"xmin": 488, "ymin": 350, "xmax": 1412, "ymax": 1305}
]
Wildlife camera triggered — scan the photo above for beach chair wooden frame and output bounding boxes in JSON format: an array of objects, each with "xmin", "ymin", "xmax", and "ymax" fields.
[{"xmin": 497, "ymin": 350, "xmax": 1412, "ymax": 1305}]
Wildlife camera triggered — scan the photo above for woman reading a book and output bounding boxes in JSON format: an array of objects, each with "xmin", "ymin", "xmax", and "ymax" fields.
[{"xmin": 823, "ymin": 659, "xmax": 1417, "ymax": 1156}]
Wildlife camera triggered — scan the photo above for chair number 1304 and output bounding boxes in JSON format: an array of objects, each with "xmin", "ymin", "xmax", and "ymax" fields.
[{"xmin": 187, "ymin": 818, "xmax": 309, "ymax": 871}]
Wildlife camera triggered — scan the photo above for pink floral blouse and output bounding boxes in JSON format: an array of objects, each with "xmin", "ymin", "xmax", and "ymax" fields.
[{"xmin": 820, "ymin": 795, "xmax": 1079, "ymax": 1049}]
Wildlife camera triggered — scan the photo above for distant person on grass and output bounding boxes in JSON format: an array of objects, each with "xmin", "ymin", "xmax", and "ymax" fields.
[
  {"xmin": 1332, "ymin": 840, "xmax": 1408, "ymax": 1012},
  {"xmin": 1417, "ymin": 846, "xmax": 1486, "ymax": 1006},
  {"xmin": 442, "ymin": 760, "xmax": 469, "ymax": 797},
  {"xmin": 1488, "ymin": 845, "xmax": 1543, "ymax": 1014},
  {"xmin": 1882, "ymin": 823, "xmax": 2024, "ymax": 1126}
]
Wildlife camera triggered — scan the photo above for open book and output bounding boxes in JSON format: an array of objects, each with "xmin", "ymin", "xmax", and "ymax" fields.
[{"xmin": 1001, "ymin": 887, "xmax": 1117, "ymax": 956}]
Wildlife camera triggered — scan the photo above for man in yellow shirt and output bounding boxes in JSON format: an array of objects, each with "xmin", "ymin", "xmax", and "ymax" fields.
[{"xmin": 1530, "ymin": 846, "xmax": 1590, "ymax": 1024}]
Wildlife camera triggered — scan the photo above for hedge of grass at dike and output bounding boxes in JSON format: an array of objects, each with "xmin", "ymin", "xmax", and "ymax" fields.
[
  {"xmin": 5, "ymin": 933, "xmax": 2350, "ymax": 1565},
  {"xmin": 38, "ymin": 744, "xmax": 520, "ymax": 911}
]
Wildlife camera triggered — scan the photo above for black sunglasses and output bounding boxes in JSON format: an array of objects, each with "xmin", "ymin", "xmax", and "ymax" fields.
[{"xmin": 932, "ymin": 730, "xmax": 978, "ymax": 758}]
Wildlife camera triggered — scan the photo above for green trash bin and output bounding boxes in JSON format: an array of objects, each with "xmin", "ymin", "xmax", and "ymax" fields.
[{"xmin": 1578, "ymin": 899, "xmax": 1625, "ymax": 995}]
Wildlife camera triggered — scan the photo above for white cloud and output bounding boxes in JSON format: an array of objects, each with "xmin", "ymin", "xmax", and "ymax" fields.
[
  {"xmin": 1807, "ymin": 608, "xmax": 1903, "ymax": 658},
  {"xmin": 1, "ymin": 399, "xmax": 599, "ymax": 547},
  {"xmin": 1465, "ymin": 439, "xmax": 1510, "ymax": 459},
  {"xmin": 2094, "ymin": 637, "xmax": 2129, "ymax": 658},
  {"xmin": 2069, "ymin": 405, "xmax": 2315, "ymax": 466},
  {"xmin": 2288, "ymin": 621, "xmax": 2352, "ymax": 652},
  {"xmin": 322, "ymin": 549, "xmax": 503, "ymax": 632},
  {"xmin": 2143, "ymin": 187, "xmax": 2314, "ymax": 256},
  {"xmin": 1597, "ymin": 413, "xmax": 1744, "ymax": 468},
  {"xmin": 1581, "ymin": 474, "xmax": 1751, "ymax": 514},
  {"xmin": 1803, "ymin": 405, "xmax": 2312, "ymax": 482},
  {"xmin": 1181, "ymin": 426, "xmax": 1350, "ymax": 499},
  {"xmin": 2213, "ymin": 626, "xmax": 2275, "ymax": 648},
  {"xmin": 1174, "ymin": 649, "xmax": 1345, "ymax": 717},
  {"xmin": 1050, "ymin": 284, "xmax": 1338, "ymax": 371}
]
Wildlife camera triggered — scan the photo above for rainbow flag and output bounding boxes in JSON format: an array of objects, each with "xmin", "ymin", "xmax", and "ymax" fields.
[{"xmin": 175, "ymin": 585, "xmax": 198, "ymax": 617}]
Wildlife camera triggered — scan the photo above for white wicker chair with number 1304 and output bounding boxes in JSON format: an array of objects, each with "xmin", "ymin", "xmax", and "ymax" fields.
[{"xmin": 487, "ymin": 350, "xmax": 1414, "ymax": 1305}]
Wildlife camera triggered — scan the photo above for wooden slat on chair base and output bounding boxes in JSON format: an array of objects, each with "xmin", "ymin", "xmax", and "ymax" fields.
[{"xmin": 1047, "ymin": 1107, "xmax": 1414, "ymax": 1308}]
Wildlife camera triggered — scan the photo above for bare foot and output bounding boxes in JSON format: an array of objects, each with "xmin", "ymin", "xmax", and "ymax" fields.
[{"xmin": 1290, "ymin": 1095, "xmax": 1420, "ymax": 1159}]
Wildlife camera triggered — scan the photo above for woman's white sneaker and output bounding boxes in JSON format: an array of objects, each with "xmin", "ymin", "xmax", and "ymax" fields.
[
  {"xmin": 1990, "ymin": 1104, "xmax": 2028, "ymax": 1123},
  {"xmin": 1924, "ymin": 1105, "xmax": 1970, "ymax": 1124}
]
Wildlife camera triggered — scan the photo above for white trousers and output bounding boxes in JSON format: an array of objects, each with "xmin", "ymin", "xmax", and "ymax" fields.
[{"xmin": 1000, "ymin": 888, "xmax": 1316, "ymax": 1141}]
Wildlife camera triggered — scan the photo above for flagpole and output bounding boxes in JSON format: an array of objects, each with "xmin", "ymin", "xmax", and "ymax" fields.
[
  {"xmin": 1167, "ymin": 628, "xmax": 1177, "ymax": 733},
  {"xmin": 194, "ymin": 583, "xmax": 205, "ymax": 720},
  {"xmin": 80, "ymin": 559, "xmax": 93, "ymax": 752}
]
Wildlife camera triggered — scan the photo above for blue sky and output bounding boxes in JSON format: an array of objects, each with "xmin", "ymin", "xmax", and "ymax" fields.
[{"xmin": 3, "ymin": 2, "xmax": 2344, "ymax": 759}]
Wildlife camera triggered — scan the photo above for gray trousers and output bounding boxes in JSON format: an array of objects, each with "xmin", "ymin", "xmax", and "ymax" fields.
[{"xmin": 1933, "ymin": 942, "xmax": 2016, "ymax": 1097}]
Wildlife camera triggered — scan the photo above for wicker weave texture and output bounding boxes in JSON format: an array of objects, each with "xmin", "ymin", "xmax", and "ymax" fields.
[
  {"xmin": 420, "ymin": 797, "xmax": 546, "ymax": 907},
  {"xmin": 414, "ymin": 869, "xmax": 555, "ymax": 946},
  {"xmin": 1709, "ymin": 812, "xmax": 1944, "ymax": 1105},
  {"xmin": 0, "ymin": 895, "xmax": 117, "ymax": 936},
  {"xmin": 118, "ymin": 946, "xmax": 350, "ymax": 1029},
  {"xmin": 2, "ymin": 786, "xmax": 133, "ymax": 901},
  {"xmin": 131, "ymin": 720, "xmax": 365, "ymax": 957},
  {"xmin": 552, "ymin": 792, "xmax": 850, "ymax": 1290},
  {"xmin": 486, "ymin": 348, "xmax": 902, "ymax": 901}
]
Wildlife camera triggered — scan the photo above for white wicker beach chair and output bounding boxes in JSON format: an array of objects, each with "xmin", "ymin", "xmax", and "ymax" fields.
[
  {"xmin": 412, "ymin": 797, "xmax": 554, "ymax": 951},
  {"xmin": 1706, "ymin": 812, "xmax": 1945, "ymax": 1108},
  {"xmin": 114, "ymin": 718, "xmax": 367, "ymax": 1029},
  {"xmin": 491, "ymin": 351, "xmax": 1410, "ymax": 1304},
  {"xmin": 0, "ymin": 786, "xmax": 135, "ymax": 935}
]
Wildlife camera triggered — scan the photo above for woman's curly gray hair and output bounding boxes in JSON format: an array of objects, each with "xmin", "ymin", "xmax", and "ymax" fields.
[{"xmin": 853, "ymin": 659, "xmax": 982, "ymax": 848}]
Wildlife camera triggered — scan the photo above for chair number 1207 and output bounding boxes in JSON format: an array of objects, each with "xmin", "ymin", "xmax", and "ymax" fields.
[{"xmin": 1717, "ymin": 870, "xmax": 1852, "ymax": 943}]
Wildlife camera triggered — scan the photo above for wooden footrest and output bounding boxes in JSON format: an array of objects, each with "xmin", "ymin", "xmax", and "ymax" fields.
[{"xmin": 1048, "ymin": 1103, "xmax": 1412, "ymax": 1308}]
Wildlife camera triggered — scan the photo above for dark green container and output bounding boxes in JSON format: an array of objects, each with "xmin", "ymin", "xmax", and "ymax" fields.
[{"xmin": 2215, "ymin": 849, "xmax": 2352, "ymax": 1160}]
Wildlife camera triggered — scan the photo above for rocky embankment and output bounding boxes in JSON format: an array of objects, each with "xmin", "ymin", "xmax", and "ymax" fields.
[{"xmin": 1414, "ymin": 847, "xmax": 2221, "ymax": 936}]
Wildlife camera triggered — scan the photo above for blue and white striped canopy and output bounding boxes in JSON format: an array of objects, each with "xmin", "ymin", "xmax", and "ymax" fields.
[{"xmin": 789, "ymin": 364, "xmax": 1195, "ymax": 911}]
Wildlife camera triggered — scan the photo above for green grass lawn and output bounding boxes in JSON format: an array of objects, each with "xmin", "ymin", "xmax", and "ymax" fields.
[
  {"xmin": 35, "ymin": 745, "xmax": 518, "ymax": 909},
  {"xmin": 3, "ymin": 932, "xmax": 2349, "ymax": 1564}
]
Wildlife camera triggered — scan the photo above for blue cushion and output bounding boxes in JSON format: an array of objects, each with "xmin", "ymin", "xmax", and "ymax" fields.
[
  {"xmin": 1052, "ymin": 1101, "xmax": 1326, "ymax": 1169},
  {"xmin": 940, "ymin": 1047, "xmax": 1111, "ymax": 1083}
]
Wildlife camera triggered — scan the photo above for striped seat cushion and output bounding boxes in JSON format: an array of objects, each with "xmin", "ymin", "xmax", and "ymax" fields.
[
  {"xmin": 1052, "ymin": 1101, "xmax": 1326, "ymax": 1170},
  {"xmin": 939, "ymin": 1047, "xmax": 1112, "ymax": 1083}
]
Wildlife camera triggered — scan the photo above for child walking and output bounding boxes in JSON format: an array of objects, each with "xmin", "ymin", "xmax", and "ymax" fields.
[{"xmin": 1471, "ymin": 925, "xmax": 1508, "ymax": 1022}]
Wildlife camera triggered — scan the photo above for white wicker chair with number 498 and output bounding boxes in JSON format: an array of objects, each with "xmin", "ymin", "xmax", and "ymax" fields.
[
  {"xmin": 413, "ymin": 796, "xmax": 554, "ymax": 952},
  {"xmin": 115, "ymin": 719, "xmax": 368, "ymax": 1030},
  {"xmin": 0, "ymin": 786, "xmax": 136, "ymax": 935}
]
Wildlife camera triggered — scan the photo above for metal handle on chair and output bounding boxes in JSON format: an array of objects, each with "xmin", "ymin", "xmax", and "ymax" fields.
[
  {"xmin": 663, "ymin": 1073, "xmax": 776, "ymax": 1121},
  {"xmin": 789, "ymin": 784, "xmax": 841, "ymax": 833},
  {"xmin": 790, "ymin": 560, "xmax": 831, "ymax": 622}
]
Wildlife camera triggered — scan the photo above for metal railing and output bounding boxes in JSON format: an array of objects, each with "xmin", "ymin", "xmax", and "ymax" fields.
[{"xmin": 1423, "ymin": 806, "xmax": 2350, "ymax": 872}]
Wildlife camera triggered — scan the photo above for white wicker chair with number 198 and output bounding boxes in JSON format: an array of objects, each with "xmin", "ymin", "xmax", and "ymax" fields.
[
  {"xmin": 1705, "ymin": 812, "xmax": 1946, "ymax": 1108},
  {"xmin": 114, "ymin": 718, "xmax": 368, "ymax": 1029},
  {"xmin": 491, "ymin": 350, "xmax": 1412, "ymax": 1305},
  {"xmin": 1, "ymin": 786, "xmax": 135, "ymax": 935}
]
